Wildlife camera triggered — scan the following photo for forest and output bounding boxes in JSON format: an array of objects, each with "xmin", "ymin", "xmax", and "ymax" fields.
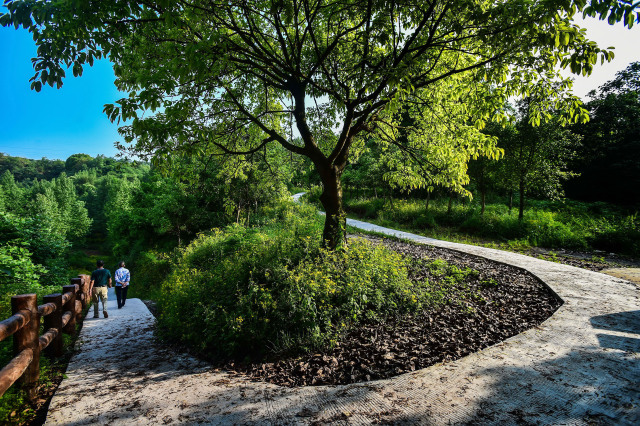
[{"xmin": 0, "ymin": 0, "xmax": 639, "ymax": 422}]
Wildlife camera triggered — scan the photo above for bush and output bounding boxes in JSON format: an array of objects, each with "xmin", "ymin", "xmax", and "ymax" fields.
[
  {"xmin": 522, "ymin": 210, "xmax": 586, "ymax": 249},
  {"xmin": 127, "ymin": 250, "xmax": 173, "ymax": 300},
  {"xmin": 157, "ymin": 202, "xmax": 324, "ymax": 358},
  {"xmin": 156, "ymin": 202, "xmax": 450, "ymax": 360},
  {"xmin": 589, "ymin": 214, "xmax": 640, "ymax": 256},
  {"xmin": 277, "ymin": 240, "xmax": 419, "ymax": 351}
]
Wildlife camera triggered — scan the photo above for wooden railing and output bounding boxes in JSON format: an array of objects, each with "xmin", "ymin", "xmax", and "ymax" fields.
[{"xmin": 0, "ymin": 275, "xmax": 91, "ymax": 399}]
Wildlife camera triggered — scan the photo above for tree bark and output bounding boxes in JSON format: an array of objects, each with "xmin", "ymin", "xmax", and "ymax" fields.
[
  {"xmin": 318, "ymin": 169, "xmax": 346, "ymax": 250},
  {"xmin": 481, "ymin": 190, "xmax": 486, "ymax": 215},
  {"xmin": 518, "ymin": 179, "xmax": 525, "ymax": 221}
]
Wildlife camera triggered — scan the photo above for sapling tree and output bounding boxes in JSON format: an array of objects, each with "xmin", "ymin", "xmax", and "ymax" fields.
[
  {"xmin": 2, "ymin": 0, "xmax": 637, "ymax": 248},
  {"xmin": 498, "ymin": 100, "xmax": 582, "ymax": 220}
]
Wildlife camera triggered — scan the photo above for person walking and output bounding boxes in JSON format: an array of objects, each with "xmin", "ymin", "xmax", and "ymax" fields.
[
  {"xmin": 90, "ymin": 260, "xmax": 112, "ymax": 318},
  {"xmin": 114, "ymin": 261, "xmax": 130, "ymax": 309}
]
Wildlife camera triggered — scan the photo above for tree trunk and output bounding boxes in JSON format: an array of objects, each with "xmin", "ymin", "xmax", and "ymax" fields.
[
  {"xmin": 319, "ymin": 171, "xmax": 346, "ymax": 250},
  {"xmin": 448, "ymin": 194, "xmax": 453, "ymax": 214},
  {"xmin": 518, "ymin": 179, "xmax": 525, "ymax": 221},
  {"xmin": 425, "ymin": 191, "xmax": 430, "ymax": 211},
  {"xmin": 508, "ymin": 190, "xmax": 513, "ymax": 214},
  {"xmin": 481, "ymin": 190, "xmax": 486, "ymax": 216}
]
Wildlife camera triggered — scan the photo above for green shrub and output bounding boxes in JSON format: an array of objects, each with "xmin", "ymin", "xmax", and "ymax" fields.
[
  {"xmin": 157, "ymin": 202, "xmax": 324, "ymax": 358},
  {"xmin": 589, "ymin": 214, "xmax": 640, "ymax": 256},
  {"xmin": 277, "ymin": 240, "xmax": 419, "ymax": 351},
  {"xmin": 156, "ymin": 201, "xmax": 467, "ymax": 360},
  {"xmin": 127, "ymin": 250, "xmax": 173, "ymax": 300},
  {"xmin": 521, "ymin": 210, "xmax": 586, "ymax": 249},
  {"xmin": 346, "ymin": 197, "xmax": 385, "ymax": 219}
]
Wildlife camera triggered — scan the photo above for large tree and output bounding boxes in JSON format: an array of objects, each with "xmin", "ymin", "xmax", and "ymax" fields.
[
  {"xmin": 2, "ymin": 0, "xmax": 637, "ymax": 248},
  {"xmin": 567, "ymin": 61, "xmax": 640, "ymax": 205}
]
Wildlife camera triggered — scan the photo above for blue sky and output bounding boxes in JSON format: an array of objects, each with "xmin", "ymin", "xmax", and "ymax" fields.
[
  {"xmin": 1, "ymin": 27, "xmax": 123, "ymax": 161},
  {"xmin": 1, "ymin": 15, "xmax": 639, "ymax": 161}
]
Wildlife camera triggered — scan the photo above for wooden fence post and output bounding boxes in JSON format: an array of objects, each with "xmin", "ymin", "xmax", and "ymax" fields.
[
  {"xmin": 62, "ymin": 285, "xmax": 77, "ymax": 334},
  {"xmin": 43, "ymin": 293, "xmax": 63, "ymax": 358},
  {"xmin": 78, "ymin": 274, "xmax": 92, "ymax": 312},
  {"xmin": 11, "ymin": 294, "xmax": 39, "ymax": 398},
  {"xmin": 70, "ymin": 277, "xmax": 84, "ymax": 309}
]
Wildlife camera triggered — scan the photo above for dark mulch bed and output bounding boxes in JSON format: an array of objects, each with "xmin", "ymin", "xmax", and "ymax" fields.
[{"xmin": 228, "ymin": 236, "xmax": 563, "ymax": 387}]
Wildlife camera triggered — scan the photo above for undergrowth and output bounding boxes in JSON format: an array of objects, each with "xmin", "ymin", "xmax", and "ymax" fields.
[
  {"xmin": 306, "ymin": 188, "xmax": 640, "ymax": 257},
  {"xmin": 156, "ymin": 201, "xmax": 482, "ymax": 361}
]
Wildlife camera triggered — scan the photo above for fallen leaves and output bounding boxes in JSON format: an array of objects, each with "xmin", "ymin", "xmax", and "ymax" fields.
[{"xmin": 229, "ymin": 238, "xmax": 563, "ymax": 387}]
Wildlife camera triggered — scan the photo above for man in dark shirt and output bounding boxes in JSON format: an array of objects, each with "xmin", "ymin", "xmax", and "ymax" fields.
[{"xmin": 90, "ymin": 260, "xmax": 112, "ymax": 318}]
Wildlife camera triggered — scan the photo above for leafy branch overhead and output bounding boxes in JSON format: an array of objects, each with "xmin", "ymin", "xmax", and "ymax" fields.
[{"xmin": 2, "ymin": 0, "xmax": 637, "ymax": 248}]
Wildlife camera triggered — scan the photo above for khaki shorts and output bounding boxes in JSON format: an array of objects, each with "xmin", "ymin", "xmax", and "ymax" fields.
[{"xmin": 92, "ymin": 286, "xmax": 108, "ymax": 315}]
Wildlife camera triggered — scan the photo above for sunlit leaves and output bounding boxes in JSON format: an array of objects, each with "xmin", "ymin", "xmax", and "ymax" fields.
[{"xmin": 2, "ymin": 0, "xmax": 638, "ymax": 246}]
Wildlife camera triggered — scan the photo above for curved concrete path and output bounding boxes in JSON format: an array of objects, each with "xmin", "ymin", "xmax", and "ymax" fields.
[{"xmin": 46, "ymin": 218, "xmax": 639, "ymax": 425}]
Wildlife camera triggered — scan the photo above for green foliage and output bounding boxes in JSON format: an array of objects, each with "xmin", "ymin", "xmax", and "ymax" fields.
[
  {"xmin": 0, "ymin": 153, "xmax": 145, "ymax": 184},
  {"xmin": 0, "ymin": 212, "xmax": 64, "ymax": 316},
  {"xmin": 0, "ymin": 374, "xmax": 31, "ymax": 424},
  {"xmin": 0, "ymin": 153, "xmax": 65, "ymax": 183},
  {"xmin": 0, "ymin": 168, "xmax": 94, "ymax": 319},
  {"xmin": 157, "ymin": 202, "xmax": 323, "ymax": 357},
  {"xmin": 101, "ymin": 153, "xmax": 293, "ymax": 259},
  {"xmin": 0, "ymin": 171, "xmax": 24, "ymax": 213},
  {"xmin": 157, "ymin": 200, "xmax": 484, "ymax": 359},
  {"xmin": 0, "ymin": 245, "xmax": 46, "ymax": 290},
  {"xmin": 341, "ymin": 195, "xmax": 640, "ymax": 256},
  {"xmin": 64, "ymin": 153, "xmax": 93, "ymax": 174},
  {"xmin": 125, "ymin": 250, "xmax": 171, "ymax": 301},
  {"xmin": 6, "ymin": 0, "xmax": 635, "ymax": 247},
  {"xmin": 280, "ymin": 241, "xmax": 417, "ymax": 348}
]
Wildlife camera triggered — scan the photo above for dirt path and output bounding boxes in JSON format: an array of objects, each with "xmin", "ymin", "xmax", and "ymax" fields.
[{"xmin": 45, "ymin": 219, "xmax": 640, "ymax": 425}]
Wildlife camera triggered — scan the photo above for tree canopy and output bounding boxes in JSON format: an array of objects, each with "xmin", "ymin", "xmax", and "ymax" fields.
[{"xmin": 2, "ymin": 0, "xmax": 638, "ymax": 247}]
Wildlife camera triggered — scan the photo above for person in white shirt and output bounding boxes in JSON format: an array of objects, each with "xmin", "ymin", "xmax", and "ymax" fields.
[{"xmin": 114, "ymin": 261, "xmax": 131, "ymax": 309}]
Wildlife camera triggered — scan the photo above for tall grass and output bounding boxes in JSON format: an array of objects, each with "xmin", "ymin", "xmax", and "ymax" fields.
[{"xmin": 326, "ymin": 191, "xmax": 640, "ymax": 256}]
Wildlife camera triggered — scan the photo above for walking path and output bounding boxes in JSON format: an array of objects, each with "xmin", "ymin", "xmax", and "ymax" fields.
[{"xmin": 46, "ymin": 214, "xmax": 639, "ymax": 425}]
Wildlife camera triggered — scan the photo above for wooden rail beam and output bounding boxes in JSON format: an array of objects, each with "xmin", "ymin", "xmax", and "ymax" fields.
[
  {"xmin": 61, "ymin": 292, "xmax": 72, "ymax": 306},
  {"xmin": 0, "ymin": 310, "xmax": 30, "ymax": 343},
  {"xmin": 0, "ymin": 349, "xmax": 33, "ymax": 397},
  {"xmin": 38, "ymin": 302, "xmax": 57, "ymax": 317},
  {"xmin": 61, "ymin": 312, "xmax": 72, "ymax": 328},
  {"xmin": 39, "ymin": 328, "xmax": 59, "ymax": 352},
  {"xmin": 0, "ymin": 280, "xmax": 88, "ymax": 399}
]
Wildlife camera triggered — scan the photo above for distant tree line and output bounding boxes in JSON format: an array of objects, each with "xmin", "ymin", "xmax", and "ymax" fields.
[{"xmin": 338, "ymin": 62, "xmax": 640, "ymax": 213}]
